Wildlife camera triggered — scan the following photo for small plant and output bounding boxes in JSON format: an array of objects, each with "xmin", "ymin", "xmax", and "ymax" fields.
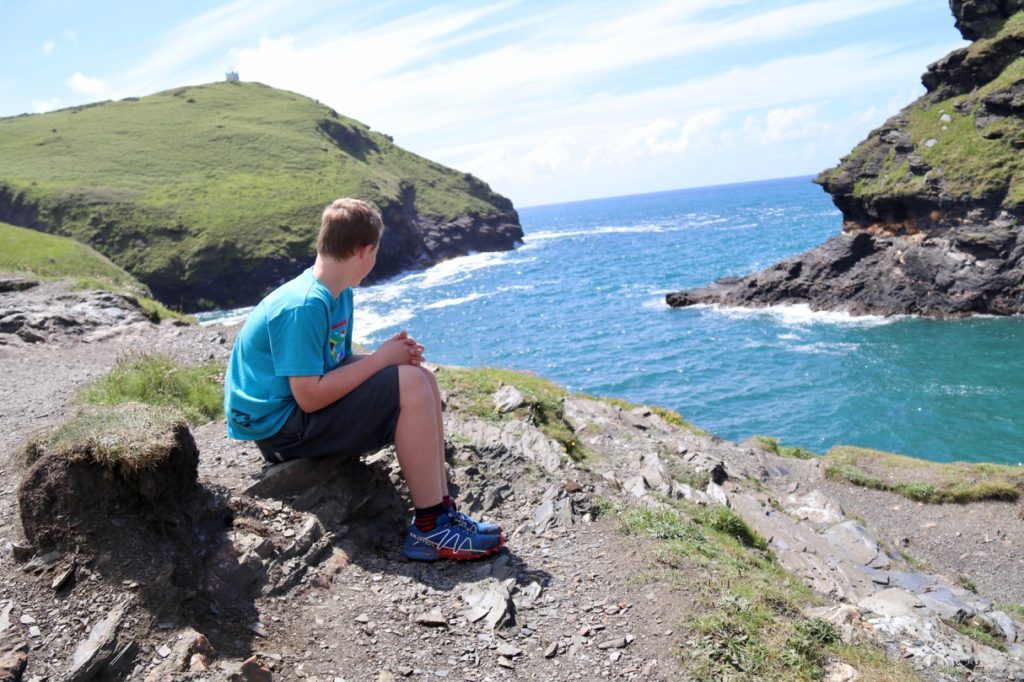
[
  {"xmin": 901, "ymin": 551, "xmax": 926, "ymax": 571},
  {"xmin": 947, "ymin": 617, "xmax": 1006, "ymax": 652},
  {"xmin": 998, "ymin": 603, "xmax": 1024, "ymax": 619},
  {"xmin": 590, "ymin": 495, "xmax": 614, "ymax": 518},
  {"xmin": 753, "ymin": 435, "xmax": 816, "ymax": 460},
  {"xmin": 81, "ymin": 352, "xmax": 223, "ymax": 423},
  {"xmin": 955, "ymin": 574, "xmax": 978, "ymax": 593},
  {"xmin": 702, "ymin": 506, "xmax": 770, "ymax": 551}
]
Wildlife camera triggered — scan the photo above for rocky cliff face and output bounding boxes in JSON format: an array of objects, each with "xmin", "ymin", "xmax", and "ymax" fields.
[{"xmin": 668, "ymin": 0, "xmax": 1024, "ymax": 317}]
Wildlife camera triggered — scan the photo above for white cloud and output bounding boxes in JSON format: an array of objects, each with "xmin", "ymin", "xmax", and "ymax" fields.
[
  {"xmin": 523, "ymin": 136, "xmax": 577, "ymax": 174},
  {"xmin": 742, "ymin": 104, "xmax": 830, "ymax": 143},
  {"xmin": 63, "ymin": 30, "xmax": 78, "ymax": 45},
  {"xmin": 82, "ymin": 0, "xmax": 962, "ymax": 204},
  {"xmin": 42, "ymin": 40, "xmax": 56, "ymax": 56},
  {"xmin": 33, "ymin": 97, "xmax": 61, "ymax": 113},
  {"xmin": 67, "ymin": 72, "xmax": 108, "ymax": 94}
]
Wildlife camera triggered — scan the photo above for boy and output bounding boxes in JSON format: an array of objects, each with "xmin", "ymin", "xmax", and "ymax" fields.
[{"xmin": 225, "ymin": 198, "xmax": 504, "ymax": 561}]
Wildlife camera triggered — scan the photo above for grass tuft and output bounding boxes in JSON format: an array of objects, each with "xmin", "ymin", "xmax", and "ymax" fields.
[
  {"xmin": 617, "ymin": 499, "xmax": 923, "ymax": 680},
  {"xmin": 25, "ymin": 402, "xmax": 186, "ymax": 474},
  {"xmin": 436, "ymin": 366, "xmax": 591, "ymax": 461},
  {"xmin": 753, "ymin": 435, "xmax": 816, "ymax": 460},
  {"xmin": 824, "ymin": 446, "xmax": 1023, "ymax": 504},
  {"xmin": 80, "ymin": 352, "xmax": 223, "ymax": 423}
]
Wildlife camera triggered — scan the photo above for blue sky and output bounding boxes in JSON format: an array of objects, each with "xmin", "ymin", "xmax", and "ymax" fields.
[{"xmin": 1, "ymin": 0, "xmax": 966, "ymax": 207}]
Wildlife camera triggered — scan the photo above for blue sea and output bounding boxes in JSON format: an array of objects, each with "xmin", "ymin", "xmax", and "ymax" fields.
[{"xmin": 205, "ymin": 176, "xmax": 1024, "ymax": 465}]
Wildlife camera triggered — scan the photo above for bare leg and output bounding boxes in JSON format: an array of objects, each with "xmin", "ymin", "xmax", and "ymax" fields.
[
  {"xmin": 395, "ymin": 365, "xmax": 445, "ymax": 508},
  {"xmin": 419, "ymin": 366, "xmax": 450, "ymax": 499}
]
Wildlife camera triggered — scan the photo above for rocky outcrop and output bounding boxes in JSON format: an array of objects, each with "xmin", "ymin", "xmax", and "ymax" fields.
[
  {"xmin": 668, "ymin": 0, "xmax": 1024, "ymax": 317},
  {"xmin": 0, "ymin": 280, "xmax": 159, "ymax": 346}
]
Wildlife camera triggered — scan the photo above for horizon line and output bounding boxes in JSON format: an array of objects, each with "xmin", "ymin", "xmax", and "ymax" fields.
[{"xmin": 518, "ymin": 173, "xmax": 820, "ymax": 211}]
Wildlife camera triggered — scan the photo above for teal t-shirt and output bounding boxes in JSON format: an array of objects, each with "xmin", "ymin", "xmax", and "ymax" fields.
[{"xmin": 225, "ymin": 268, "xmax": 353, "ymax": 440}]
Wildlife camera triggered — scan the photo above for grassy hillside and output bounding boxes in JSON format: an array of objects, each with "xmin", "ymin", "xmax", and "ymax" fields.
[
  {"xmin": 817, "ymin": 10, "xmax": 1024, "ymax": 215},
  {"xmin": 0, "ymin": 81, "xmax": 516, "ymax": 309},
  {"xmin": 0, "ymin": 220, "xmax": 141, "ymax": 289},
  {"xmin": 0, "ymin": 221, "xmax": 189, "ymax": 322}
]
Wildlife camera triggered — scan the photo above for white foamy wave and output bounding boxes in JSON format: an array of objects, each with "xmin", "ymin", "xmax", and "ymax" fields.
[
  {"xmin": 526, "ymin": 223, "xmax": 665, "ymax": 242},
  {"xmin": 700, "ymin": 303, "xmax": 900, "ymax": 327},
  {"xmin": 424, "ymin": 292, "xmax": 488, "ymax": 310},
  {"xmin": 642, "ymin": 296, "xmax": 671, "ymax": 311},
  {"xmin": 197, "ymin": 305, "xmax": 254, "ymax": 327},
  {"xmin": 354, "ymin": 306, "xmax": 415, "ymax": 342},
  {"xmin": 357, "ymin": 250, "xmax": 524, "ymax": 304},
  {"xmin": 777, "ymin": 333, "xmax": 801, "ymax": 340},
  {"xmin": 790, "ymin": 342, "xmax": 861, "ymax": 355}
]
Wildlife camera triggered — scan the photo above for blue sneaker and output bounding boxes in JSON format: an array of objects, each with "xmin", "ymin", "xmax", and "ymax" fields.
[
  {"xmin": 403, "ymin": 511, "xmax": 506, "ymax": 561},
  {"xmin": 451, "ymin": 508, "xmax": 502, "ymax": 536}
]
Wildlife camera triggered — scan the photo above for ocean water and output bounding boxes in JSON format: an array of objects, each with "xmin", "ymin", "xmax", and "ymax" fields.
[{"xmin": 204, "ymin": 176, "xmax": 1024, "ymax": 465}]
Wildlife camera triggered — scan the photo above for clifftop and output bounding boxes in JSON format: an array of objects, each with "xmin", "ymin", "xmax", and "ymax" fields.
[
  {"xmin": 0, "ymin": 82, "xmax": 523, "ymax": 310},
  {"xmin": 1, "ymin": 280, "xmax": 1023, "ymax": 679}
]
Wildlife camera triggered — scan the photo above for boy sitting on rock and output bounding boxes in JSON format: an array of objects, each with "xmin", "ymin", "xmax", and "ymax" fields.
[{"xmin": 224, "ymin": 198, "xmax": 504, "ymax": 561}]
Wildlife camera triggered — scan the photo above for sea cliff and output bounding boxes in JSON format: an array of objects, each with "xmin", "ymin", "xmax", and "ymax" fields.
[{"xmin": 667, "ymin": 0, "xmax": 1024, "ymax": 317}]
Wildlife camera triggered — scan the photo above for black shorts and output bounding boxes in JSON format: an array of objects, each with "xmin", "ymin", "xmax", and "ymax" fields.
[{"xmin": 255, "ymin": 366, "xmax": 400, "ymax": 463}]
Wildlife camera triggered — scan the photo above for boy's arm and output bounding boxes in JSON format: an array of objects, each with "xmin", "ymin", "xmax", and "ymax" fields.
[{"xmin": 289, "ymin": 333, "xmax": 422, "ymax": 412}]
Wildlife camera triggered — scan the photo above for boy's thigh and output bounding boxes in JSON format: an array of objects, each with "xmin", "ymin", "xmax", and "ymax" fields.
[{"xmin": 256, "ymin": 366, "xmax": 400, "ymax": 463}]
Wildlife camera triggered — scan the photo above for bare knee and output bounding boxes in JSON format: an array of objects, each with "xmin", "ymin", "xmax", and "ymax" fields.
[
  {"xmin": 418, "ymin": 366, "xmax": 440, "ymax": 394},
  {"xmin": 398, "ymin": 365, "xmax": 432, "ymax": 407}
]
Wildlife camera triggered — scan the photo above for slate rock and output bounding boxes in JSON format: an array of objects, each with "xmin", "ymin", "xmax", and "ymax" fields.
[{"xmin": 68, "ymin": 600, "xmax": 129, "ymax": 681}]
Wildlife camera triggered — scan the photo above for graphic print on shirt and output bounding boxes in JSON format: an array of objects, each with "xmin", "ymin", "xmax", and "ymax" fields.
[{"xmin": 329, "ymin": 318, "xmax": 348, "ymax": 363}]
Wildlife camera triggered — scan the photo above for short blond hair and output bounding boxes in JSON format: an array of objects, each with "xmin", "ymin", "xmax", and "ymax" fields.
[{"xmin": 317, "ymin": 198, "xmax": 384, "ymax": 259}]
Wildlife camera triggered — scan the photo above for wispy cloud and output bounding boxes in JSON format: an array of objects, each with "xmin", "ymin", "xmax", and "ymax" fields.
[
  {"xmin": 42, "ymin": 40, "xmax": 56, "ymax": 56},
  {"xmin": 88, "ymin": 0, "xmax": 964, "ymax": 203},
  {"xmin": 111, "ymin": 0, "xmax": 334, "ymax": 98}
]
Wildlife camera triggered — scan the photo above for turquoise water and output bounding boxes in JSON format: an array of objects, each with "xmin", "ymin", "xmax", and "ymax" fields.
[{"xmin": 206, "ymin": 176, "xmax": 1024, "ymax": 465}]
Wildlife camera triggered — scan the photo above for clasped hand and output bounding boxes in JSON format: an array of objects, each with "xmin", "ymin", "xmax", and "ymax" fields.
[{"xmin": 375, "ymin": 329, "xmax": 425, "ymax": 366}]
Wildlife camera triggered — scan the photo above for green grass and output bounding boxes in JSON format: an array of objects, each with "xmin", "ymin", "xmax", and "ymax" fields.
[
  {"xmin": 436, "ymin": 366, "xmax": 708, "ymax": 462},
  {"xmin": 0, "ymin": 81, "xmax": 515, "ymax": 309},
  {"xmin": 25, "ymin": 402, "xmax": 187, "ymax": 474},
  {"xmin": 823, "ymin": 446, "xmax": 1023, "ymax": 504},
  {"xmin": 0, "ymin": 220, "xmax": 140, "ymax": 289},
  {"xmin": 998, "ymin": 603, "xmax": 1024, "ymax": 619},
  {"xmin": 947, "ymin": 618, "xmax": 1006, "ymax": 652},
  {"xmin": 0, "ymin": 221, "xmax": 193, "ymax": 323},
  {"xmin": 589, "ymin": 394, "xmax": 709, "ymax": 436},
  {"xmin": 752, "ymin": 435, "xmax": 816, "ymax": 460},
  {"xmin": 617, "ymin": 502, "xmax": 920, "ymax": 680},
  {"xmin": 436, "ymin": 366, "xmax": 592, "ymax": 461},
  {"xmin": 80, "ymin": 352, "xmax": 223, "ymax": 424},
  {"xmin": 819, "ymin": 12, "xmax": 1024, "ymax": 211}
]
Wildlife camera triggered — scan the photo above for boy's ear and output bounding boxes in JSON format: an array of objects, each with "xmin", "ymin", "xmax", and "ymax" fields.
[{"xmin": 358, "ymin": 243, "xmax": 376, "ymax": 258}]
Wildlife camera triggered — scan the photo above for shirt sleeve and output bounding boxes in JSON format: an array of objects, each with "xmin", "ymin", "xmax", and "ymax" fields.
[{"xmin": 267, "ymin": 304, "xmax": 326, "ymax": 377}]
